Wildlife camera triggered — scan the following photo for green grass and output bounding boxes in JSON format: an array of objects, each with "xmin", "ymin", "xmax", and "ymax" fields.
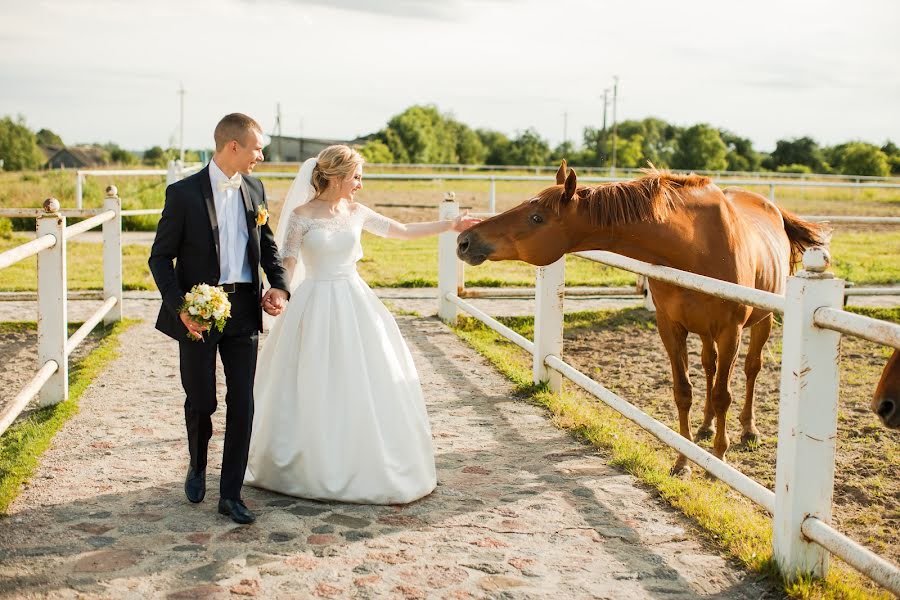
[
  {"xmin": 0, "ymin": 235, "xmax": 156, "ymax": 291},
  {"xmin": 830, "ymin": 231, "xmax": 900, "ymax": 285},
  {"xmin": 0, "ymin": 170, "xmax": 168, "ymax": 231},
  {"xmin": 358, "ymin": 233, "xmax": 637, "ymax": 288},
  {"xmin": 0, "ymin": 319, "xmax": 138, "ymax": 515},
  {"xmin": 451, "ymin": 310, "xmax": 892, "ymax": 599}
]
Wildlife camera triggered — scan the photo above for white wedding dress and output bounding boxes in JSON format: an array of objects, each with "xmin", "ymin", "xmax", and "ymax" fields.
[{"xmin": 244, "ymin": 205, "xmax": 437, "ymax": 504}]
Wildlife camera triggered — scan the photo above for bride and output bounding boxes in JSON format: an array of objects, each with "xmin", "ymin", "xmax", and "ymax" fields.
[{"xmin": 245, "ymin": 145, "xmax": 478, "ymax": 504}]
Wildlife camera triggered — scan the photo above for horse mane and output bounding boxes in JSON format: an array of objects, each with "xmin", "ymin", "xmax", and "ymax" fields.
[{"xmin": 538, "ymin": 171, "xmax": 711, "ymax": 227}]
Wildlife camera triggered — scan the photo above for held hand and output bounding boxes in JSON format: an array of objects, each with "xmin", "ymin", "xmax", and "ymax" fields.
[
  {"xmin": 262, "ymin": 288, "xmax": 289, "ymax": 316},
  {"xmin": 451, "ymin": 212, "xmax": 482, "ymax": 233},
  {"xmin": 180, "ymin": 311, "xmax": 210, "ymax": 341}
]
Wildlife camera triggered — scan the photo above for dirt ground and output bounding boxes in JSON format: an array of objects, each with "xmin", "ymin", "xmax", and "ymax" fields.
[
  {"xmin": 0, "ymin": 324, "xmax": 103, "ymax": 421},
  {"xmin": 558, "ymin": 307, "xmax": 900, "ymax": 564}
]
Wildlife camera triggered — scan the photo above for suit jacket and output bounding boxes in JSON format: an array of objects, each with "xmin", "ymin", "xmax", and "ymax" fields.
[{"xmin": 148, "ymin": 166, "xmax": 289, "ymax": 341}]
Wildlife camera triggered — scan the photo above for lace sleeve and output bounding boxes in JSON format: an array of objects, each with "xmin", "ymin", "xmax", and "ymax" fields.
[
  {"xmin": 280, "ymin": 215, "xmax": 308, "ymax": 261},
  {"xmin": 361, "ymin": 205, "xmax": 394, "ymax": 238}
]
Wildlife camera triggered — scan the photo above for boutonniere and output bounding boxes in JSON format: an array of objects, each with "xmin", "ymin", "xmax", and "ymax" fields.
[{"xmin": 255, "ymin": 208, "xmax": 269, "ymax": 227}]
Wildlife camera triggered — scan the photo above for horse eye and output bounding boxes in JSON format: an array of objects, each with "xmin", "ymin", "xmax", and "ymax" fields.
[{"xmin": 531, "ymin": 214, "xmax": 544, "ymax": 224}]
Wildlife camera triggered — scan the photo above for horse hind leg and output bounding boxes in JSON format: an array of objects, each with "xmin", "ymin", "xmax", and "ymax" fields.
[
  {"xmin": 656, "ymin": 314, "xmax": 694, "ymax": 477},
  {"xmin": 740, "ymin": 314, "xmax": 772, "ymax": 446},
  {"xmin": 695, "ymin": 335, "xmax": 717, "ymax": 442}
]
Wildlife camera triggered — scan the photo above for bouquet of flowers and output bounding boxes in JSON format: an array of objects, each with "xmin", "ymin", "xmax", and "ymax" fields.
[{"xmin": 180, "ymin": 283, "xmax": 231, "ymax": 339}]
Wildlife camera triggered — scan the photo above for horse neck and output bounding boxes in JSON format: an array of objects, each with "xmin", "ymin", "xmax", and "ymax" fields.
[{"xmin": 571, "ymin": 217, "xmax": 696, "ymax": 268}]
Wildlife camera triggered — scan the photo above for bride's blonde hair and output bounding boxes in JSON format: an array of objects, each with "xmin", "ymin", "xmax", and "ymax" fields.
[{"xmin": 312, "ymin": 145, "xmax": 364, "ymax": 196}]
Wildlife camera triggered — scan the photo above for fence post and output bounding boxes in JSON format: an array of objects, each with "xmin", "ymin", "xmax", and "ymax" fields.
[
  {"xmin": 37, "ymin": 198, "xmax": 68, "ymax": 406},
  {"xmin": 438, "ymin": 193, "xmax": 459, "ymax": 323},
  {"xmin": 773, "ymin": 247, "xmax": 844, "ymax": 580},
  {"xmin": 533, "ymin": 258, "xmax": 565, "ymax": 391},
  {"xmin": 488, "ymin": 176, "xmax": 496, "ymax": 214},
  {"xmin": 103, "ymin": 185, "xmax": 123, "ymax": 324},
  {"xmin": 769, "ymin": 183, "xmax": 776, "ymax": 203},
  {"xmin": 75, "ymin": 171, "xmax": 84, "ymax": 209},
  {"xmin": 166, "ymin": 160, "xmax": 178, "ymax": 185}
]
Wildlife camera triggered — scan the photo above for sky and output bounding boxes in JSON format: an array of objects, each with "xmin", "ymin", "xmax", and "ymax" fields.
[{"xmin": 1, "ymin": 0, "xmax": 898, "ymax": 153}]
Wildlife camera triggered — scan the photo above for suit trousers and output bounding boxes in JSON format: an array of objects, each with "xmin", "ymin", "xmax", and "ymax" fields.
[{"xmin": 178, "ymin": 288, "xmax": 259, "ymax": 500}]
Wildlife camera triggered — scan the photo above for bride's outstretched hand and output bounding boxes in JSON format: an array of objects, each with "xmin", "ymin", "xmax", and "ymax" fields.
[{"xmin": 451, "ymin": 212, "xmax": 481, "ymax": 232}]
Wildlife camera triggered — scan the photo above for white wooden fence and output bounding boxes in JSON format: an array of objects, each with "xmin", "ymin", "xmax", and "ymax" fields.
[
  {"xmin": 0, "ymin": 188, "xmax": 123, "ymax": 436},
  {"xmin": 436, "ymin": 198, "xmax": 900, "ymax": 593}
]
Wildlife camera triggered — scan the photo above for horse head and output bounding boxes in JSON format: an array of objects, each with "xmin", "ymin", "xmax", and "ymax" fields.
[
  {"xmin": 873, "ymin": 349, "xmax": 900, "ymax": 429},
  {"xmin": 456, "ymin": 160, "xmax": 582, "ymax": 266}
]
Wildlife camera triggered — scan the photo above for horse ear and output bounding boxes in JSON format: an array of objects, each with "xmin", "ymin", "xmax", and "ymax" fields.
[
  {"xmin": 563, "ymin": 168, "xmax": 577, "ymax": 201},
  {"xmin": 555, "ymin": 160, "xmax": 567, "ymax": 185}
]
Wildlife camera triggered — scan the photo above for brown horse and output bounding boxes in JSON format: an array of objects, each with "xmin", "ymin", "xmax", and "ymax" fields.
[
  {"xmin": 457, "ymin": 161, "xmax": 827, "ymax": 473},
  {"xmin": 873, "ymin": 349, "xmax": 900, "ymax": 429}
]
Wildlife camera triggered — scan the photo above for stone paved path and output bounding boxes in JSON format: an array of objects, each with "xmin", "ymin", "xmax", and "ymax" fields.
[{"xmin": 0, "ymin": 299, "xmax": 779, "ymax": 599}]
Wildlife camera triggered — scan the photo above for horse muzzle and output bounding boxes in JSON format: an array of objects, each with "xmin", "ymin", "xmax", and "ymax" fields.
[
  {"xmin": 456, "ymin": 230, "xmax": 493, "ymax": 266},
  {"xmin": 875, "ymin": 396, "xmax": 899, "ymax": 429}
]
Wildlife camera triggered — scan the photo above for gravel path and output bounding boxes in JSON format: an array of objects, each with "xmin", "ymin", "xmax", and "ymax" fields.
[{"xmin": 0, "ymin": 297, "xmax": 780, "ymax": 599}]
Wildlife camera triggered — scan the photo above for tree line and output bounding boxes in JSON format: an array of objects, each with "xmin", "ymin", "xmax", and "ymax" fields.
[
  {"xmin": 3, "ymin": 108, "xmax": 898, "ymax": 176},
  {"xmin": 357, "ymin": 105, "xmax": 900, "ymax": 177},
  {"xmin": 0, "ymin": 115, "xmax": 203, "ymax": 171}
]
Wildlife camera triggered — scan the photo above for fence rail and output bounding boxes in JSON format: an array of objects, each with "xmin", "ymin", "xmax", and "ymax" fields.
[
  {"xmin": 436, "ymin": 198, "xmax": 900, "ymax": 594},
  {"xmin": 71, "ymin": 161, "xmax": 900, "ymax": 215},
  {"xmin": 0, "ymin": 189, "xmax": 123, "ymax": 438}
]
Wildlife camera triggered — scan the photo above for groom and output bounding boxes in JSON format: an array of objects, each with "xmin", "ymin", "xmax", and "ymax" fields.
[{"xmin": 149, "ymin": 113, "xmax": 290, "ymax": 524}]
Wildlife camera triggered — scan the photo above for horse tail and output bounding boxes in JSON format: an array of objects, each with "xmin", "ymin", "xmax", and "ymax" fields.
[{"xmin": 779, "ymin": 207, "xmax": 831, "ymax": 273}]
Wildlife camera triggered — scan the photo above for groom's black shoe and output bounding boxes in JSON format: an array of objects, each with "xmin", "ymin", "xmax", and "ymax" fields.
[
  {"xmin": 184, "ymin": 467, "xmax": 206, "ymax": 503},
  {"xmin": 218, "ymin": 498, "xmax": 256, "ymax": 524}
]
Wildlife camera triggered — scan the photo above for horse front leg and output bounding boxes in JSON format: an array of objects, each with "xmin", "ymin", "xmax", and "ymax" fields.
[
  {"xmin": 656, "ymin": 314, "xmax": 693, "ymax": 476},
  {"xmin": 695, "ymin": 334, "xmax": 717, "ymax": 442},
  {"xmin": 740, "ymin": 314, "xmax": 772, "ymax": 446},
  {"xmin": 710, "ymin": 327, "xmax": 742, "ymax": 463}
]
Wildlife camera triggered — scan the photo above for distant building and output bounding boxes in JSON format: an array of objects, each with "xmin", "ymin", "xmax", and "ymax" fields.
[
  {"xmin": 46, "ymin": 146, "xmax": 107, "ymax": 169},
  {"xmin": 38, "ymin": 144, "xmax": 63, "ymax": 163},
  {"xmin": 265, "ymin": 135, "xmax": 371, "ymax": 162}
]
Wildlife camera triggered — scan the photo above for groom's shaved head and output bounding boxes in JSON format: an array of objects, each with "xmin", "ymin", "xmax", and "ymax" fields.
[{"xmin": 214, "ymin": 113, "xmax": 263, "ymax": 151}]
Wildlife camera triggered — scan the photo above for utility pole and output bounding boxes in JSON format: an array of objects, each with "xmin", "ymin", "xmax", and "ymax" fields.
[
  {"xmin": 299, "ymin": 118, "xmax": 304, "ymax": 160},
  {"xmin": 602, "ymin": 89, "xmax": 609, "ymax": 134},
  {"xmin": 178, "ymin": 82, "xmax": 185, "ymax": 163},
  {"xmin": 274, "ymin": 103, "xmax": 282, "ymax": 162},
  {"xmin": 611, "ymin": 76, "xmax": 619, "ymax": 176},
  {"xmin": 563, "ymin": 111, "xmax": 568, "ymax": 146}
]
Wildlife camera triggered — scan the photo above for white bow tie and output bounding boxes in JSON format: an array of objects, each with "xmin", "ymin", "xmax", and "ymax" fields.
[{"xmin": 217, "ymin": 174, "xmax": 242, "ymax": 192}]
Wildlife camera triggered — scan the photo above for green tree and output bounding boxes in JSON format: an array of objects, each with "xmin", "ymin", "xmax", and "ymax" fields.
[
  {"xmin": 0, "ymin": 116, "xmax": 45, "ymax": 170},
  {"xmin": 607, "ymin": 134, "xmax": 646, "ymax": 169},
  {"xmin": 720, "ymin": 130, "xmax": 761, "ymax": 172},
  {"xmin": 143, "ymin": 146, "xmax": 167, "ymax": 166},
  {"xmin": 451, "ymin": 122, "xmax": 487, "ymax": 164},
  {"xmin": 616, "ymin": 118, "xmax": 680, "ymax": 168},
  {"xmin": 672, "ymin": 124, "xmax": 728, "ymax": 171},
  {"xmin": 383, "ymin": 105, "xmax": 457, "ymax": 164},
  {"xmin": 36, "ymin": 128, "xmax": 64, "ymax": 147},
  {"xmin": 358, "ymin": 139, "xmax": 394, "ymax": 164},
  {"xmin": 507, "ymin": 129, "xmax": 551, "ymax": 166},
  {"xmin": 101, "ymin": 142, "xmax": 137, "ymax": 165},
  {"xmin": 880, "ymin": 140, "xmax": 900, "ymax": 174},
  {"xmin": 380, "ymin": 128, "xmax": 410, "ymax": 163},
  {"xmin": 766, "ymin": 136, "xmax": 826, "ymax": 172},
  {"xmin": 477, "ymin": 129, "xmax": 513, "ymax": 165},
  {"xmin": 831, "ymin": 142, "xmax": 890, "ymax": 177}
]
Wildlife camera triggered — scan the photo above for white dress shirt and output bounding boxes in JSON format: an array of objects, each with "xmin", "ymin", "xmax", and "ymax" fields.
[{"xmin": 209, "ymin": 159, "xmax": 253, "ymax": 284}]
